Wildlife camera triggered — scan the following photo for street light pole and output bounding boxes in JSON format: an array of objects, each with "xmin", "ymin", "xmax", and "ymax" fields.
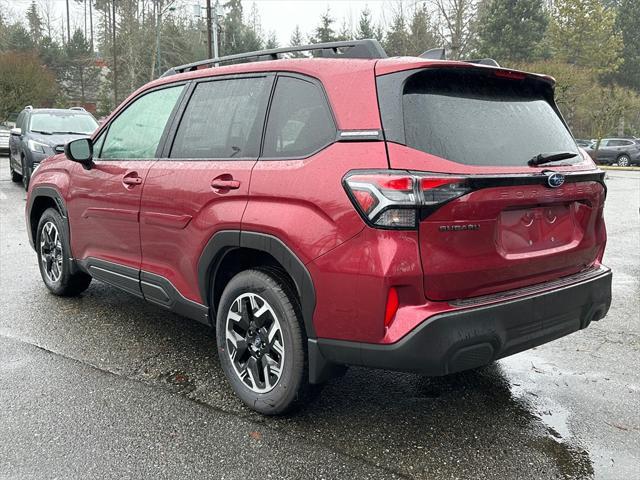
[
  {"xmin": 65, "ymin": 0, "xmax": 71, "ymax": 43},
  {"xmin": 212, "ymin": 1, "xmax": 219, "ymax": 59},
  {"xmin": 112, "ymin": 0, "xmax": 117, "ymax": 106}
]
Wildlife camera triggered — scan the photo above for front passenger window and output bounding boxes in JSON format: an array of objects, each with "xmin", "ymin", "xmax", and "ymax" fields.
[{"xmin": 101, "ymin": 85, "xmax": 184, "ymax": 159}]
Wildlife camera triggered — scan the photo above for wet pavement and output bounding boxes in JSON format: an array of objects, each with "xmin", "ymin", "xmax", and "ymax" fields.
[{"xmin": 1, "ymin": 158, "xmax": 638, "ymax": 479}]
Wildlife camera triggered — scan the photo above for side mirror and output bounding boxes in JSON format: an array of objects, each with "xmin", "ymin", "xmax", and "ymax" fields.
[
  {"xmin": 10, "ymin": 127, "xmax": 21, "ymax": 136},
  {"xmin": 64, "ymin": 137, "xmax": 93, "ymax": 169}
]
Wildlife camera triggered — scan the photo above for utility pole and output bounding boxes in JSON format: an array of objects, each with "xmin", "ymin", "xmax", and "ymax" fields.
[
  {"xmin": 156, "ymin": 6, "xmax": 162, "ymax": 76},
  {"xmin": 112, "ymin": 0, "xmax": 117, "ymax": 106},
  {"xmin": 206, "ymin": 0, "xmax": 213, "ymax": 59},
  {"xmin": 89, "ymin": 1, "xmax": 94, "ymax": 52},
  {"xmin": 65, "ymin": 0, "xmax": 71, "ymax": 43}
]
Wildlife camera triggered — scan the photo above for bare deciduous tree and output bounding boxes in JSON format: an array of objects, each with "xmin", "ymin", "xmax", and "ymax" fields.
[{"xmin": 431, "ymin": 0, "xmax": 477, "ymax": 59}]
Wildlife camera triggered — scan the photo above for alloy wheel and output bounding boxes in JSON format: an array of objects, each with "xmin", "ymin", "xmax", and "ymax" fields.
[
  {"xmin": 40, "ymin": 221, "xmax": 63, "ymax": 283},
  {"xmin": 618, "ymin": 156, "xmax": 630, "ymax": 167},
  {"xmin": 225, "ymin": 292, "xmax": 285, "ymax": 393}
]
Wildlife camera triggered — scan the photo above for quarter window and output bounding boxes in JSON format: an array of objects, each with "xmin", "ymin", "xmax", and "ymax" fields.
[
  {"xmin": 101, "ymin": 85, "xmax": 184, "ymax": 159},
  {"xmin": 262, "ymin": 76, "xmax": 335, "ymax": 158},
  {"xmin": 170, "ymin": 77, "xmax": 271, "ymax": 159}
]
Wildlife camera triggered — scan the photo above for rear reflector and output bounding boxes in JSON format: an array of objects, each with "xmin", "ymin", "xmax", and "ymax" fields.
[{"xmin": 384, "ymin": 287, "xmax": 399, "ymax": 328}]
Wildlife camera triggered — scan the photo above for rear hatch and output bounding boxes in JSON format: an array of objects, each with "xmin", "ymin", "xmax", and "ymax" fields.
[{"xmin": 376, "ymin": 63, "xmax": 607, "ymax": 301}]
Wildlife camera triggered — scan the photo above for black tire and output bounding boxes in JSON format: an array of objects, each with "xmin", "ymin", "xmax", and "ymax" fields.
[
  {"xmin": 10, "ymin": 160, "xmax": 22, "ymax": 183},
  {"xmin": 216, "ymin": 268, "xmax": 308, "ymax": 415},
  {"xmin": 617, "ymin": 155, "xmax": 631, "ymax": 167},
  {"xmin": 36, "ymin": 208, "xmax": 92, "ymax": 296},
  {"xmin": 21, "ymin": 156, "xmax": 30, "ymax": 190}
]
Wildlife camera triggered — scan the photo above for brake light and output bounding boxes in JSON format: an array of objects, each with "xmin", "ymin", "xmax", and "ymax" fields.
[
  {"xmin": 494, "ymin": 70, "xmax": 526, "ymax": 80},
  {"xmin": 344, "ymin": 171, "xmax": 470, "ymax": 229}
]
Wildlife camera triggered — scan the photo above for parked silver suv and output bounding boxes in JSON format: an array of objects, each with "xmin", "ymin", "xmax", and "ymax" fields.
[{"xmin": 585, "ymin": 137, "xmax": 640, "ymax": 167}]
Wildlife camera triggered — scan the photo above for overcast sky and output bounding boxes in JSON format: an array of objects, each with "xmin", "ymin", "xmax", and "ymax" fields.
[{"xmin": 4, "ymin": 0, "xmax": 399, "ymax": 46}]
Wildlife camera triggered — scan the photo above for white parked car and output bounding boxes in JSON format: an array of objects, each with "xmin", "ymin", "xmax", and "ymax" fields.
[{"xmin": 0, "ymin": 127, "xmax": 10, "ymax": 156}]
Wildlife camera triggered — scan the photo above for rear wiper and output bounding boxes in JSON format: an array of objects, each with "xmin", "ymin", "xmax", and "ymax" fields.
[{"xmin": 528, "ymin": 151, "xmax": 578, "ymax": 166}]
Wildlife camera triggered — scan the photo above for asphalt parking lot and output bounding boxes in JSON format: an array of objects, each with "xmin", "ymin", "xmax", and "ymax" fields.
[{"xmin": 1, "ymin": 157, "xmax": 638, "ymax": 479}]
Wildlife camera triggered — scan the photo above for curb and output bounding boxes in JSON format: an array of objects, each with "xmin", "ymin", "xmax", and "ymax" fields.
[{"xmin": 599, "ymin": 166, "xmax": 640, "ymax": 171}]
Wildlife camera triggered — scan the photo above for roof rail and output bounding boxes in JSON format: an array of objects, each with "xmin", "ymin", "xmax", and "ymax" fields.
[
  {"xmin": 419, "ymin": 47, "xmax": 500, "ymax": 67},
  {"xmin": 161, "ymin": 39, "xmax": 387, "ymax": 77},
  {"xmin": 69, "ymin": 106, "xmax": 86, "ymax": 111}
]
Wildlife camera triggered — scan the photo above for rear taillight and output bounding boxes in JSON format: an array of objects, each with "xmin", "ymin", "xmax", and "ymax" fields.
[{"xmin": 344, "ymin": 171, "xmax": 471, "ymax": 229}]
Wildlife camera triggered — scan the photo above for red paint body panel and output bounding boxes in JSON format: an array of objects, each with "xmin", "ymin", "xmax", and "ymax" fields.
[
  {"xmin": 139, "ymin": 160, "xmax": 256, "ymax": 303},
  {"xmin": 307, "ymin": 227, "xmax": 426, "ymax": 343},
  {"xmin": 66, "ymin": 159, "xmax": 155, "ymax": 269},
  {"xmin": 419, "ymin": 182, "xmax": 606, "ymax": 300},
  {"xmin": 243, "ymin": 142, "xmax": 388, "ymax": 264}
]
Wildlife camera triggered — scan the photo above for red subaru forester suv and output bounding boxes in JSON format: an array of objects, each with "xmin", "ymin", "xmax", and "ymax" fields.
[{"xmin": 26, "ymin": 40, "xmax": 612, "ymax": 414}]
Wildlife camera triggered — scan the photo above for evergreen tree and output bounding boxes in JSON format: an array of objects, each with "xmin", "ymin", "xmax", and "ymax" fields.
[
  {"xmin": 474, "ymin": 0, "xmax": 548, "ymax": 62},
  {"xmin": 549, "ymin": 0, "xmax": 622, "ymax": 72},
  {"xmin": 6, "ymin": 24, "xmax": 35, "ymax": 52},
  {"xmin": 336, "ymin": 19, "xmax": 352, "ymax": 41},
  {"xmin": 221, "ymin": 0, "xmax": 263, "ymax": 55},
  {"xmin": 264, "ymin": 32, "xmax": 278, "ymax": 49},
  {"xmin": 384, "ymin": 7, "xmax": 410, "ymax": 56},
  {"xmin": 26, "ymin": 1, "xmax": 43, "ymax": 46},
  {"xmin": 408, "ymin": 2, "xmax": 438, "ymax": 55},
  {"xmin": 615, "ymin": 0, "xmax": 640, "ymax": 90},
  {"xmin": 310, "ymin": 8, "xmax": 337, "ymax": 43},
  {"xmin": 63, "ymin": 29, "xmax": 100, "ymax": 104},
  {"xmin": 356, "ymin": 7, "xmax": 376, "ymax": 40},
  {"xmin": 290, "ymin": 25, "xmax": 304, "ymax": 47},
  {"xmin": 289, "ymin": 25, "xmax": 306, "ymax": 57},
  {"xmin": 221, "ymin": 0, "xmax": 246, "ymax": 55},
  {"xmin": 38, "ymin": 36, "xmax": 64, "ymax": 78}
]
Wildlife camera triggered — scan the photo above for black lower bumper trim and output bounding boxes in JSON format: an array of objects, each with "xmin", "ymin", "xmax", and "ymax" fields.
[{"xmin": 315, "ymin": 267, "xmax": 612, "ymax": 377}]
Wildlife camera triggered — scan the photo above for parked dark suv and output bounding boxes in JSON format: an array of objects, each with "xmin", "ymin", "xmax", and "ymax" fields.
[
  {"xmin": 25, "ymin": 40, "xmax": 612, "ymax": 414},
  {"xmin": 9, "ymin": 106, "xmax": 98, "ymax": 189}
]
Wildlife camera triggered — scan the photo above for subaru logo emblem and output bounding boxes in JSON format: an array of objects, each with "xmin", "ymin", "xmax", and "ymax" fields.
[{"xmin": 546, "ymin": 173, "xmax": 565, "ymax": 188}]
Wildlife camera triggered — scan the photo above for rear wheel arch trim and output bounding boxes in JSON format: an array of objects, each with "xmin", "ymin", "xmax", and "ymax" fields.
[{"xmin": 198, "ymin": 230, "xmax": 317, "ymax": 339}]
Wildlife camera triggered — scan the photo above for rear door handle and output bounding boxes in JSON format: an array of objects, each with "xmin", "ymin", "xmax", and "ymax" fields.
[
  {"xmin": 123, "ymin": 172, "xmax": 142, "ymax": 185},
  {"xmin": 211, "ymin": 179, "xmax": 240, "ymax": 190}
]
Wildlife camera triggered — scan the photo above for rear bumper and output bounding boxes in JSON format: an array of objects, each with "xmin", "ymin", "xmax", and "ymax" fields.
[{"xmin": 311, "ymin": 266, "xmax": 612, "ymax": 379}]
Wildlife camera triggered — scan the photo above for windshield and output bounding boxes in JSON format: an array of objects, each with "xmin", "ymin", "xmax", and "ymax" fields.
[
  {"xmin": 401, "ymin": 69, "xmax": 580, "ymax": 167},
  {"xmin": 29, "ymin": 112, "xmax": 98, "ymax": 135}
]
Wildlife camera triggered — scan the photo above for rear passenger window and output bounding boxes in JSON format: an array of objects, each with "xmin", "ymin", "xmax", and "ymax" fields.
[
  {"xmin": 262, "ymin": 76, "xmax": 335, "ymax": 158},
  {"xmin": 170, "ymin": 77, "xmax": 271, "ymax": 159}
]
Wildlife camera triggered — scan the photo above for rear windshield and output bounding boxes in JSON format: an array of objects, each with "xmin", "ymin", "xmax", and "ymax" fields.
[{"xmin": 401, "ymin": 70, "xmax": 579, "ymax": 166}]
